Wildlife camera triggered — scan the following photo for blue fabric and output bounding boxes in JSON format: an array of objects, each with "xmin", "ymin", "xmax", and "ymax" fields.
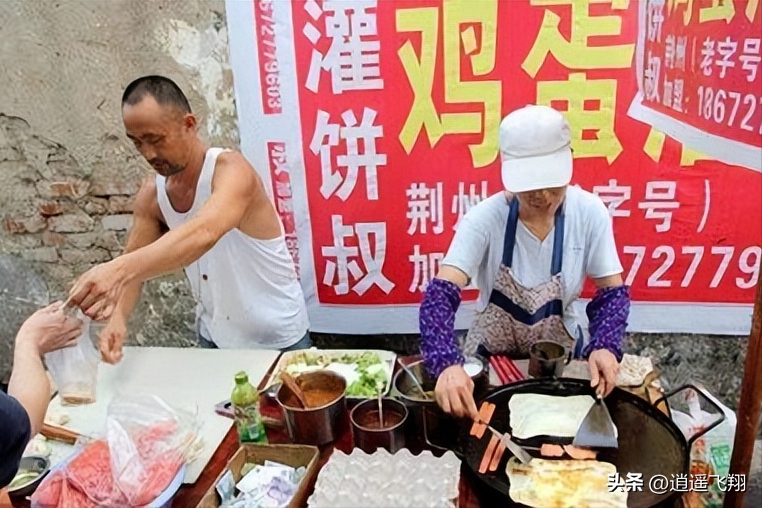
[
  {"xmin": 582, "ymin": 285, "xmax": 630, "ymax": 361},
  {"xmin": 419, "ymin": 278, "xmax": 464, "ymax": 378},
  {"xmin": 488, "ymin": 198, "xmax": 566, "ymax": 322},
  {"xmin": 198, "ymin": 332, "xmax": 312, "ymax": 352},
  {"xmin": 488, "ymin": 290, "xmax": 564, "ymax": 325},
  {"xmin": 0, "ymin": 392, "xmax": 32, "ymax": 488},
  {"xmin": 282, "ymin": 332, "xmax": 312, "ymax": 352},
  {"xmin": 502, "ymin": 198, "xmax": 565, "ymax": 276}
]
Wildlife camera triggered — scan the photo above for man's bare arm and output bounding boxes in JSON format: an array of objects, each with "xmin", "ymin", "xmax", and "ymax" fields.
[
  {"xmin": 111, "ymin": 177, "xmax": 166, "ymax": 323},
  {"xmin": 120, "ymin": 152, "xmax": 258, "ymax": 283}
]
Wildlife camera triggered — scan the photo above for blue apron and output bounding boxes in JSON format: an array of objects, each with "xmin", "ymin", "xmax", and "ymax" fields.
[{"xmin": 464, "ymin": 198, "xmax": 581, "ymax": 359}]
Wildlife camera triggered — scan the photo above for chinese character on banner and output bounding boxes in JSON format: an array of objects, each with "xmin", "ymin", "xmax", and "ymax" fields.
[
  {"xmin": 406, "ymin": 182, "xmax": 444, "ymax": 235},
  {"xmin": 672, "ymin": 78, "xmax": 685, "ymax": 111},
  {"xmin": 741, "ymin": 38, "xmax": 761, "ymax": 82},
  {"xmin": 396, "ymin": 0, "xmax": 501, "ymax": 168},
  {"xmin": 715, "ymin": 36, "xmax": 738, "ymax": 78},
  {"xmin": 638, "ymin": 181, "xmax": 679, "ymax": 232},
  {"xmin": 645, "ymin": 50, "xmax": 662, "ymax": 101},
  {"xmin": 523, "ymin": 0, "xmax": 635, "ymax": 76},
  {"xmin": 321, "ymin": 215, "xmax": 394, "ymax": 296},
  {"xmin": 303, "ymin": 0, "xmax": 383, "ymax": 94},
  {"xmin": 700, "ymin": 37, "xmax": 716, "ymax": 76},
  {"xmin": 452, "ymin": 181, "xmax": 489, "ymax": 229},
  {"xmin": 675, "ymin": 35, "xmax": 687, "ymax": 70},
  {"xmin": 593, "ymin": 179, "xmax": 632, "ymax": 218},
  {"xmin": 647, "ymin": 0, "xmax": 665, "ymax": 42},
  {"xmin": 524, "ymin": 0, "xmax": 634, "ymax": 163},
  {"xmin": 408, "ymin": 245, "xmax": 444, "ymax": 292},
  {"xmin": 310, "ymin": 108, "xmax": 387, "ymax": 201},
  {"xmin": 699, "ymin": 0, "xmax": 736, "ymax": 24}
]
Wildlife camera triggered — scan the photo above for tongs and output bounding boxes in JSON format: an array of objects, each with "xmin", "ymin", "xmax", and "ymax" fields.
[{"xmin": 480, "ymin": 421, "xmax": 533, "ymax": 464}]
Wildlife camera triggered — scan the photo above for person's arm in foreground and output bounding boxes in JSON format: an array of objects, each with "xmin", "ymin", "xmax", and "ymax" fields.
[
  {"xmin": 420, "ymin": 207, "xmax": 490, "ymax": 420},
  {"xmin": 8, "ymin": 303, "xmax": 83, "ymax": 437},
  {"xmin": 582, "ymin": 198, "xmax": 630, "ymax": 397}
]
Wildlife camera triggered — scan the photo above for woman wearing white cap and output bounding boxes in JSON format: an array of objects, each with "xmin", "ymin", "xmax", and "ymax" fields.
[{"xmin": 419, "ymin": 105, "xmax": 629, "ymax": 419}]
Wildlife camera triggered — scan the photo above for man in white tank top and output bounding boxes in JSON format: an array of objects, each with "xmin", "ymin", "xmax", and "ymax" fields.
[{"xmin": 67, "ymin": 76, "xmax": 311, "ymax": 362}]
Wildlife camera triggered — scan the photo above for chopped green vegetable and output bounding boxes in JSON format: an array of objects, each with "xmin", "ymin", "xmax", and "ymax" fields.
[{"xmin": 346, "ymin": 366, "xmax": 388, "ymax": 397}]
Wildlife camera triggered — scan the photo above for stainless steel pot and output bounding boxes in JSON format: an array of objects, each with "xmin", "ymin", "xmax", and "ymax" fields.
[
  {"xmin": 392, "ymin": 360, "xmax": 459, "ymax": 453},
  {"xmin": 276, "ymin": 370, "xmax": 347, "ymax": 446},
  {"xmin": 350, "ymin": 398, "xmax": 408, "ymax": 453}
]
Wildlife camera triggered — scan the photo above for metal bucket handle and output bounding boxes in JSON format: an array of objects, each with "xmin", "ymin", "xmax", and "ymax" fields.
[{"xmin": 653, "ymin": 383, "xmax": 726, "ymax": 448}]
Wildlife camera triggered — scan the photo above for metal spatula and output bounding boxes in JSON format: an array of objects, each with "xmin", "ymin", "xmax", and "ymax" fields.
[{"xmin": 573, "ymin": 395, "xmax": 619, "ymax": 449}]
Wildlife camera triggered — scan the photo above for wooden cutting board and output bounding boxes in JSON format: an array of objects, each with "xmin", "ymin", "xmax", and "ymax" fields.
[{"xmin": 44, "ymin": 346, "xmax": 280, "ymax": 484}]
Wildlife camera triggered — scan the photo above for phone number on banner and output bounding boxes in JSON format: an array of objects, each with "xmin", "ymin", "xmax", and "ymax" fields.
[
  {"xmin": 696, "ymin": 88, "xmax": 762, "ymax": 134},
  {"xmin": 623, "ymin": 245, "xmax": 761, "ymax": 289}
]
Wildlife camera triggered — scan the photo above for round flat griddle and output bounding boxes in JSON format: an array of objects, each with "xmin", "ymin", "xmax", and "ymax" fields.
[{"xmin": 459, "ymin": 378, "xmax": 716, "ymax": 508}]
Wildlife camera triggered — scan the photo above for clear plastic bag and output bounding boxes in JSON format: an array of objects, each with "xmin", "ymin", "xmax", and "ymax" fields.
[
  {"xmin": 44, "ymin": 313, "xmax": 100, "ymax": 405},
  {"xmin": 105, "ymin": 393, "xmax": 200, "ymax": 506},
  {"xmin": 31, "ymin": 394, "xmax": 200, "ymax": 508},
  {"xmin": 671, "ymin": 386, "xmax": 737, "ymax": 508}
]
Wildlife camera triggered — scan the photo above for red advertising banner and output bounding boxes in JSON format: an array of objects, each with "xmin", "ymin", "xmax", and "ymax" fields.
[
  {"xmin": 629, "ymin": 0, "xmax": 762, "ymax": 170},
  {"xmin": 226, "ymin": 0, "xmax": 762, "ymax": 334}
]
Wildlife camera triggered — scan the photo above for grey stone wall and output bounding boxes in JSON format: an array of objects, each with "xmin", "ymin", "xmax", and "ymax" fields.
[{"xmin": 0, "ymin": 0, "xmax": 235, "ymax": 374}]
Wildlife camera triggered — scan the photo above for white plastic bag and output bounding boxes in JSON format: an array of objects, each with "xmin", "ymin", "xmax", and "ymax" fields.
[
  {"xmin": 45, "ymin": 313, "xmax": 100, "ymax": 405},
  {"xmin": 671, "ymin": 386, "xmax": 737, "ymax": 508}
]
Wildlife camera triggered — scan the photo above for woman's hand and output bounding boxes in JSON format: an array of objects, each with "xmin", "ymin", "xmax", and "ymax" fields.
[
  {"xmin": 435, "ymin": 365, "xmax": 479, "ymax": 419},
  {"xmin": 588, "ymin": 349, "xmax": 619, "ymax": 397}
]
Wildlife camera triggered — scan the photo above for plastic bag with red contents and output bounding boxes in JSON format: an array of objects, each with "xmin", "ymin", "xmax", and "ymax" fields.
[
  {"xmin": 31, "ymin": 394, "xmax": 199, "ymax": 508},
  {"xmin": 104, "ymin": 393, "xmax": 200, "ymax": 506}
]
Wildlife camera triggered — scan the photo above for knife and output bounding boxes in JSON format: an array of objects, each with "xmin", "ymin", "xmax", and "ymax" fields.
[{"xmin": 484, "ymin": 424, "xmax": 534, "ymax": 465}]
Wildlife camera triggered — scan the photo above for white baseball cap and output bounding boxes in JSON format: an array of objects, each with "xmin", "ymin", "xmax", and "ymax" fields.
[{"xmin": 500, "ymin": 105, "xmax": 573, "ymax": 193}]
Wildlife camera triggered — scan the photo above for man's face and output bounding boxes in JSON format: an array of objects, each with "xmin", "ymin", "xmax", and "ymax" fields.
[
  {"xmin": 122, "ymin": 96, "xmax": 195, "ymax": 177},
  {"xmin": 515, "ymin": 185, "xmax": 567, "ymax": 214}
]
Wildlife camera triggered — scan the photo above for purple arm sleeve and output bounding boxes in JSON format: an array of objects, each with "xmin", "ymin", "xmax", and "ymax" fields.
[
  {"xmin": 419, "ymin": 278, "xmax": 464, "ymax": 378},
  {"xmin": 582, "ymin": 285, "xmax": 630, "ymax": 361}
]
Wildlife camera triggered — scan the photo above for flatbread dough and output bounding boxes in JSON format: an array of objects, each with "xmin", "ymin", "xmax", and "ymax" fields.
[
  {"xmin": 616, "ymin": 354, "xmax": 654, "ymax": 387},
  {"xmin": 509, "ymin": 394, "xmax": 596, "ymax": 439},
  {"xmin": 506, "ymin": 457, "xmax": 628, "ymax": 508}
]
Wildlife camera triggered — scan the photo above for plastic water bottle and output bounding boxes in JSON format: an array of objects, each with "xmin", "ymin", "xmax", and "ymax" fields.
[{"xmin": 231, "ymin": 371, "xmax": 267, "ymax": 444}]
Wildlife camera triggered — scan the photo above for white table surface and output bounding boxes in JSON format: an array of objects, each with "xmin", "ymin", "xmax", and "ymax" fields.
[{"xmin": 45, "ymin": 346, "xmax": 280, "ymax": 484}]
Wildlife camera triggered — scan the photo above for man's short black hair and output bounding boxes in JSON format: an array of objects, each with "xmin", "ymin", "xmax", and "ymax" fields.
[{"xmin": 122, "ymin": 75, "xmax": 192, "ymax": 114}]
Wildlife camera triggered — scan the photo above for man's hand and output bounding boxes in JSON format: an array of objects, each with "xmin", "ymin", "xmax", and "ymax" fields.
[
  {"xmin": 16, "ymin": 302, "xmax": 83, "ymax": 355},
  {"xmin": 98, "ymin": 317, "xmax": 127, "ymax": 364},
  {"xmin": 435, "ymin": 365, "xmax": 479, "ymax": 419},
  {"xmin": 67, "ymin": 258, "xmax": 129, "ymax": 321},
  {"xmin": 588, "ymin": 349, "xmax": 619, "ymax": 397}
]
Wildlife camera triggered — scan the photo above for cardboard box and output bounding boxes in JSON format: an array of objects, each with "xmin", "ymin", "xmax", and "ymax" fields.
[{"xmin": 197, "ymin": 444, "xmax": 320, "ymax": 508}]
